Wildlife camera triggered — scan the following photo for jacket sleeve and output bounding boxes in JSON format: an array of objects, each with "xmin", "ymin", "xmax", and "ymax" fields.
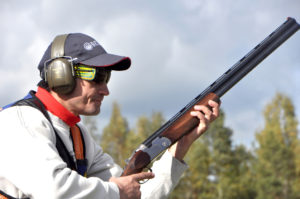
[
  {"xmin": 140, "ymin": 151, "xmax": 188, "ymax": 199},
  {"xmin": 0, "ymin": 106, "xmax": 120, "ymax": 199},
  {"xmin": 78, "ymin": 122, "xmax": 188, "ymax": 199}
]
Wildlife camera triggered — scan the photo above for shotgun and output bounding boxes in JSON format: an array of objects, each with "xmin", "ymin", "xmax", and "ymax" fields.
[{"xmin": 122, "ymin": 17, "xmax": 300, "ymax": 176}]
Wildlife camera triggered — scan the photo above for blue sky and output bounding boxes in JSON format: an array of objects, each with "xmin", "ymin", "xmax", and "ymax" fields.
[{"xmin": 1, "ymin": 0, "xmax": 299, "ymax": 149}]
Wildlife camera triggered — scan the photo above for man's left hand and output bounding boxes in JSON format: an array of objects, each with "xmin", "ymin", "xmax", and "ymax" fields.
[{"xmin": 168, "ymin": 100, "xmax": 220, "ymax": 161}]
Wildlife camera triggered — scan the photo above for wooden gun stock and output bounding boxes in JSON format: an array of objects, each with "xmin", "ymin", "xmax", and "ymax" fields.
[
  {"xmin": 159, "ymin": 93, "xmax": 219, "ymax": 143},
  {"xmin": 122, "ymin": 17, "xmax": 300, "ymax": 177},
  {"xmin": 122, "ymin": 150, "xmax": 151, "ymax": 176}
]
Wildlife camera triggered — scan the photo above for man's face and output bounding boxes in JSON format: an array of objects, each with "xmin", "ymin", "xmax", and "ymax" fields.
[{"xmin": 62, "ymin": 70, "xmax": 111, "ymax": 116}]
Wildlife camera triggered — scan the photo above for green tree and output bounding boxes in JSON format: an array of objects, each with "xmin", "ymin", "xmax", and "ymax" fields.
[
  {"xmin": 228, "ymin": 145, "xmax": 256, "ymax": 199},
  {"xmin": 170, "ymin": 110, "xmax": 229, "ymax": 199},
  {"xmin": 255, "ymin": 93, "xmax": 299, "ymax": 199},
  {"xmin": 171, "ymin": 137, "xmax": 213, "ymax": 199},
  {"xmin": 206, "ymin": 110, "xmax": 255, "ymax": 199},
  {"xmin": 293, "ymin": 139, "xmax": 300, "ymax": 197},
  {"xmin": 126, "ymin": 112, "xmax": 165, "ymax": 154},
  {"xmin": 100, "ymin": 103, "xmax": 166, "ymax": 168},
  {"xmin": 171, "ymin": 110, "xmax": 255, "ymax": 199},
  {"xmin": 100, "ymin": 102, "xmax": 130, "ymax": 166},
  {"xmin": 136, "ymin": 112, "xmax": 165, "ymax": 140}
]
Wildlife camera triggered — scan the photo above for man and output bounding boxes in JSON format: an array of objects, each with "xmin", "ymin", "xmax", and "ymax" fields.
[{"xmin": 0, "ymin": 33, "xmax": 220, "ymax": 199}]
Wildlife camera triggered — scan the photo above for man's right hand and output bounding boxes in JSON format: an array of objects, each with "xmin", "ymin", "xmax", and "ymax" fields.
[{"xmin": 109, "ymin": 172, "xmax": 155, "ymax": 199}]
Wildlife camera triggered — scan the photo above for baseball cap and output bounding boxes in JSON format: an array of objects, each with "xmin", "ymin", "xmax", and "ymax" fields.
[{"xmin": 38, "ymin": 33, "xmax": 131, "ymax": 79}]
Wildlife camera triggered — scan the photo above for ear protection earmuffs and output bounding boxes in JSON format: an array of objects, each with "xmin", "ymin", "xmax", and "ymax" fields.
[{"xmin": 44, "ymin": 34, "xmax": 76, "ymax": 95}]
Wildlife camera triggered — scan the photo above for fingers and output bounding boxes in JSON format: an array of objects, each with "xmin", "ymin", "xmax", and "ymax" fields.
[
  {"xmin": 172, "ymin": 99, "xmax": 221, "ymax": 160},
  {"xmin": 208, "ymin": 99, "xmax": 220, "ymax": 120},
  {"xmin": 109, "ymin": 172, "xmax": 155, "ymax": 199},
  {"xmin": 190, "ymin": 99, "xmax": 221, "ymax": 135},
  {"xmin": 132, "ymin": 172, "xmax": 155, "ymax": 182},
  {"xmin": 190, "ymin": 109, "xmax": 207, "ymax": 122},
  {"xmin": 191, "ymin": 100, "xmax": 220, "ymax": 121}
]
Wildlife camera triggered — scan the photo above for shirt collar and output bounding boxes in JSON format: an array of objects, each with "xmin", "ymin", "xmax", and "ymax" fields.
[{"xmin": 35, "ymin": 87, "xmax": 80, "ymax": 127}]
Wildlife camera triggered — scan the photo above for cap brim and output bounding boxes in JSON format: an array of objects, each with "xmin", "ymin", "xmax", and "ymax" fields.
[{"xmin": 79, "ymin": 53, "xmax": 131, "ymax": 71}]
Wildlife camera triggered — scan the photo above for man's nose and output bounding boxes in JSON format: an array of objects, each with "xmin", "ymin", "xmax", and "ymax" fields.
[{"xmin": 99, "ymin": 83, "xmax": 110, "ymax": 96}]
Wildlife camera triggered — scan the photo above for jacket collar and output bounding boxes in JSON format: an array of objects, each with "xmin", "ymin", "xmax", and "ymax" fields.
[{"xmin": 35, "ymin": 87, "xmax": 80, "ymax": 127}]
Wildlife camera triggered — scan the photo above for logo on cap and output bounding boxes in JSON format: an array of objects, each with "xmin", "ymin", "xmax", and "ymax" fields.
[{"xmin": 83, "ymin": 41, "xmax": 100, "ymax": 51}]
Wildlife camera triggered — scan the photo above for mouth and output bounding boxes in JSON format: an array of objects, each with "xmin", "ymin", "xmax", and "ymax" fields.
[{"xmin": 92, "ymin": 96, "xmax": 103, "ymax": 105}]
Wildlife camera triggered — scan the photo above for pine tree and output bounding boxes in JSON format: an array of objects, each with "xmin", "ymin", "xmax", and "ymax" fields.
[
  {"xmin": 136, "ymin": 112, "xmax": 165, "ymax": 141},
  {"xmin": 100, "ymin": 102, "xmax": 130, "ymax": 166},
  {"xmin": 206, "ymin": 110, "xmax": 241, "ymax": 199},
  {"xmin": 173, "ymin": 138, "xmax": 213, "ymax": 199},
  {"xmin": 255, "ymin": 93, "xmax": 299, "ymax": 199},
  {"xmin": 126, "ymin": 112, "xmax": 166, "ymax": 153},
  {"xmin": 171, "ymin": 110, "xmax": 255, "ymax": 199},
  {"xmin": 229, "ymin": 145, "xmax": 256, "ymax": 199}
]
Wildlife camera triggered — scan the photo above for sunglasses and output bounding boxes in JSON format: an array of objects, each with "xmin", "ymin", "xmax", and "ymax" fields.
[{"xmin": 74, "ymin": 65, "xmax": 111, "ymax": 83}]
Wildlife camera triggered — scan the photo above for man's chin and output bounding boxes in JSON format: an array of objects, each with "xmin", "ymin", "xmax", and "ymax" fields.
[{"xmin": 82, "ymin": 108, "xmax": 101, "ymax": 116}]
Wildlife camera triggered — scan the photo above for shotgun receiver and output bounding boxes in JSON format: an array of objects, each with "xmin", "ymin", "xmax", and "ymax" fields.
[{"xmin": 122, "ymin": 17, "xmax": 300, "ymax": 176}]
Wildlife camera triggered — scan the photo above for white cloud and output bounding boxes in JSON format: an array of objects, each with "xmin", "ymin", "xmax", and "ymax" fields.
[{"xmin": 0, "ymin": 0, "xmax": 299, "ymax": 149}]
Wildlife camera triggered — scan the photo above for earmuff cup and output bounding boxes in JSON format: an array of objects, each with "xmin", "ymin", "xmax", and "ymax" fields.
[
  {"xmin": 44, "ymin": 34, "xmax": 76, "ymax": 95},
  {"xmin": 46, "ymin": 57, "xmax": 76, "ymax": 94}
]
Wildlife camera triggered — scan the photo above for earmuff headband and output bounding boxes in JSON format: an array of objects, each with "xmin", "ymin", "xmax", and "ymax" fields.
[{"xmin": 51, "ymin": 34, "xmax": 68, "ymax": 58}]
